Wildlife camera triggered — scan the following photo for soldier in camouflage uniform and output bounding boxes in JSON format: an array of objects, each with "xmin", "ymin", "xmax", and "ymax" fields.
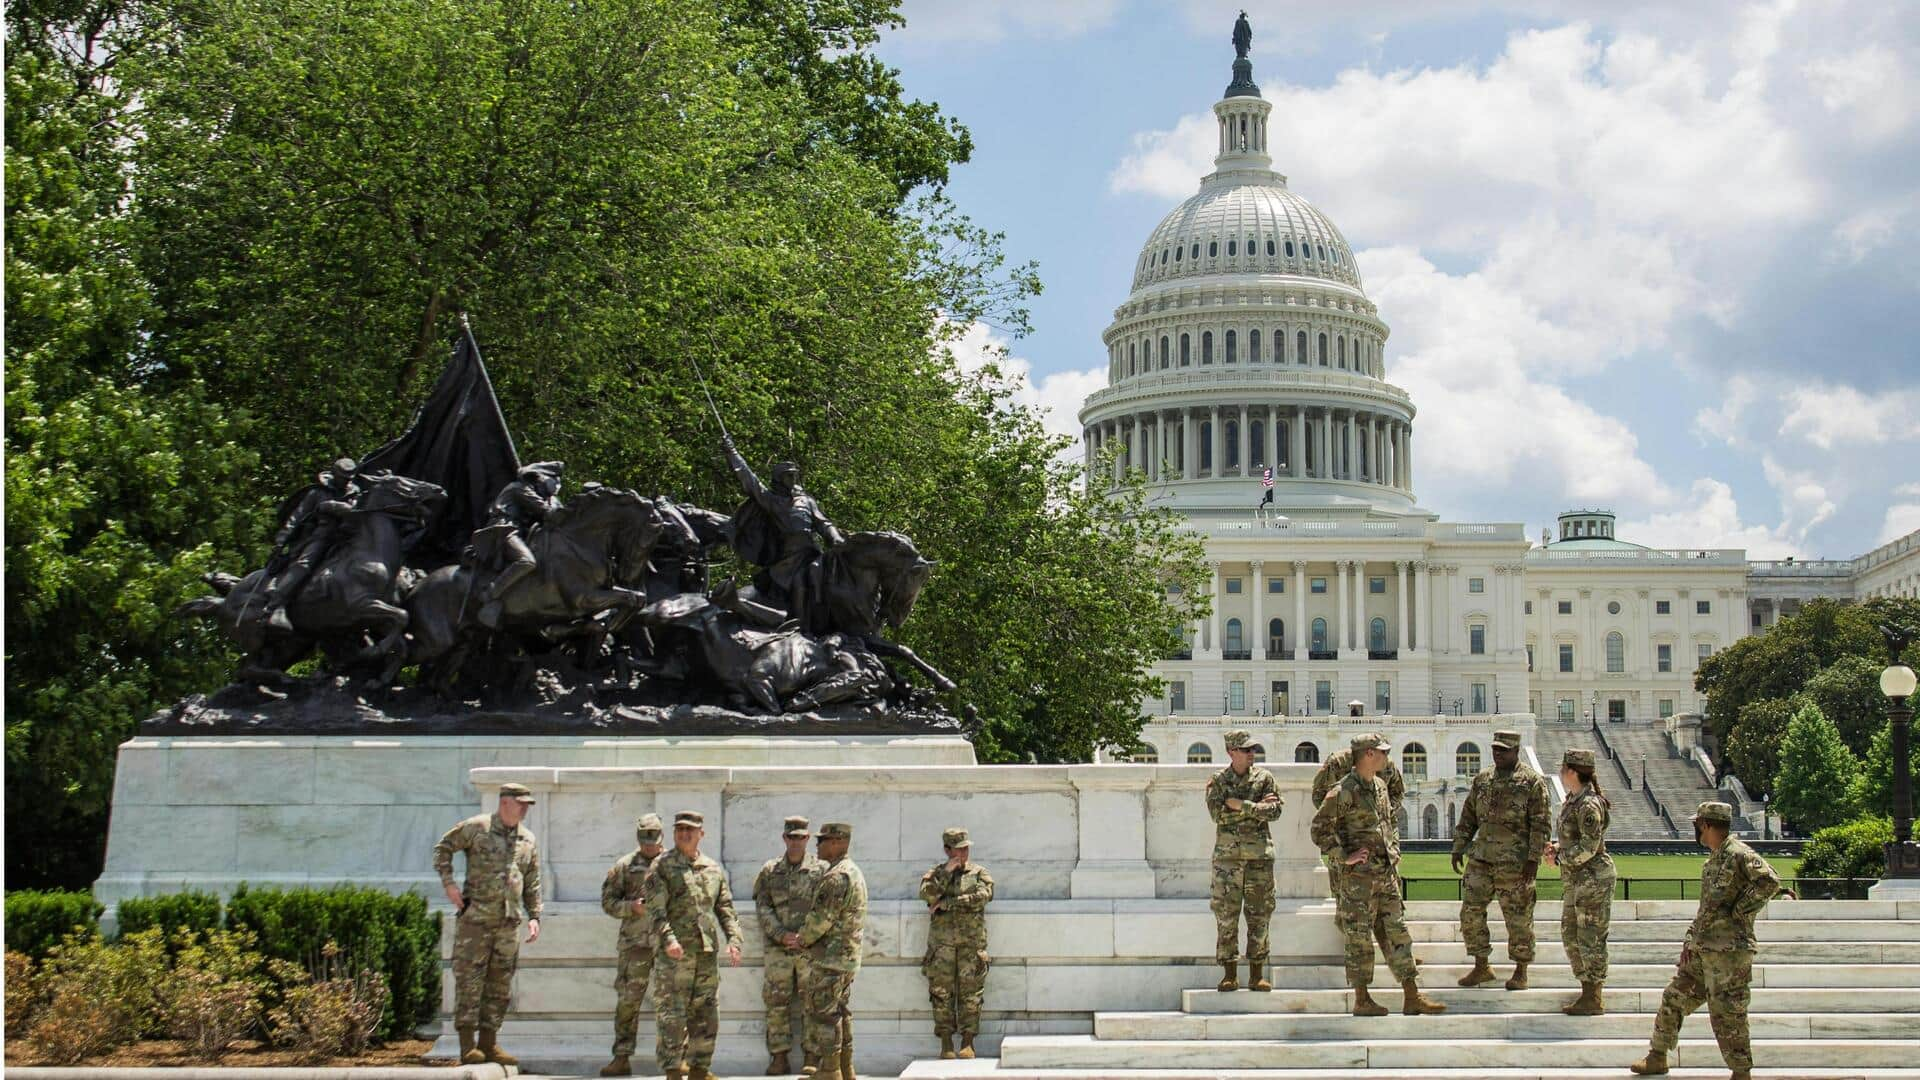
[
  {"xmin": 1545, "ymin": 749, "xmax": 1614, "ymax": 1017},
  {"xmin": 1313, "ymin": 746, "xmax": 1410, "ymax": 967},
  {"xmin": 1204, "ymin": 729, "xmax": 1284, "ymax": 992},
  {"xmin": 799, "ymin": 822, "xmax": 867, "ymax": 1080},
  {"xmin": 433, "ymin": 782, "xmax": 543, "ymax": 1066},
  {"xmin": 1311, "ymin": 734, "xmax": 1446, "ymax": 1018},
  {"xmin": 754, "ymin": 815, "xmax": 824, "ymax": 1075},
  {"xmin": 919, "ymin": 827, "xmax": 996, "ymax": 1060},
  {"xmin": 1451, "ymin": 729, "xmax": 1550, "ymax": 990},
  {"xmin": 1631, "ymin": 802, "xmax": 1781, "ymax": 1080},
  {"xmin": 598, "ymin": 813, "xmax": 667, "ymax": 1077},
  {"xmin": 643, "ymin": 810, "xmax": 744, "ymax": 1080}
]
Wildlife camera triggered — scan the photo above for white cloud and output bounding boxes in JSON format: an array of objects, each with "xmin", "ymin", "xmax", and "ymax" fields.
[
  {"xmin": 1779, "ymin": 382, "xmax": 1920, "ymax": 449},
  {"xmin": 1617, "ymin": 478, "xmax": 1806, "ymax": 559},
  {"xmin": 1879, "ymin": 502, "xmax": 1920, "ymax": 546},
  {"xmin": 943, "ymin": 320, "xmax": 1104, "ymax": 448},
  {"xmin": 1693, "ymin": 375, "xmax": 1758, "ymax": 447},
  {"xmin": 1761, "ymin": 454, "xmax": 1838, "ymax": 544},
  {"xmin": 1802, "ymin": 44, "xmax": 1918, "ymax": 143},
  {"xmin": 891, "ymin": 0, "xmax": 1121, "ymax": 45}
]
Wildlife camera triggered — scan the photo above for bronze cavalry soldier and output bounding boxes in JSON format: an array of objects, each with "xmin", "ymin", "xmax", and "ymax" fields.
[
  {"xmin": 433, "ymin": 782, "xmax": 543, "ymax": 1066},
  {"xmin": 1451, "ymin": 729, "xmax": 1550, "ymax": 989}
]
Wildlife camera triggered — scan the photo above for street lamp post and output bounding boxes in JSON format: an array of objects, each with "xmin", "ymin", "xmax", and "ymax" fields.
[{"xmin": 1883, "ymin": 664, "xmax": 1919, "ymax": 878}]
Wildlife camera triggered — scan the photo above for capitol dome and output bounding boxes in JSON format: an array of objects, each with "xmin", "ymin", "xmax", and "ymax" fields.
[{"xmin": 1079, "ymin": 26, "xmax": 1422, "ymax": 519}]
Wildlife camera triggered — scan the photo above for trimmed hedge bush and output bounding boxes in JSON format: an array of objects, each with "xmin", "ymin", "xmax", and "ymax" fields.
[
  {"xmin": 117, "ymin": 890, "xmax": 223, "ymax": 945},
  {"xmin": 1799, "ymin": 815, "xmax": 1892, "ymax": 880},
  {"xmin": 225, "ymin": 885, "xmax": 440, "ymax": 1040},
  {"xmin": 4, "ymin": 890, "xmax": 104, "ymax": 959}
]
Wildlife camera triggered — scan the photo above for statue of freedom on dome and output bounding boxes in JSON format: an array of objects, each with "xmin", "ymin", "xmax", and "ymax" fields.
[{"xmin": 1232, "ymin": 11, "xmax": 1252, "ymax": 59}]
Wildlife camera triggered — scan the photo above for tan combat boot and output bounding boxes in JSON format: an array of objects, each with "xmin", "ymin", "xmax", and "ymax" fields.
[
  {"xmin": 939, "ymin": 1034, "xmax": 956, "ymax": 1060},
  {"xmin": 477, "ymin": 1029, "xmax": 517, "ymax": 1067},
  {"xmin": 687, "ymin": 1066, "xmax": 712, "ymax": 1080},
  {"xmin": 458, "ymin": 1028, "xmax": 483, "ymax": 1065},
  {"xmin": 1217, "ymin": 961, "xmax": 1239, "ymax": 991},
  {"xmin": 958, "ymin": 1035, "xmax": 976, "ymax": 1060},
  {"xmin": 1248, "ymin": 961, "xmax": 1271, "ymax": 992},
  {"xmin": 1628, "ymin": 1050, "xmax": 1670, "ymax": 1075},
  {"xmin": 801, "ymin": 1051, "xmax": 820, "ymax": 1075},
  {"xmin": 1351, "ymin": 985, "xmax": 1389, "ymax": 1017},
  {"xmin": 1562, "ymin": 981, "xmax": 1604, "ymax": 1015},
  {"xmin": 1504, "ymin": 962, "xmax": 1529, "ymax": 990},
  {"xmin": 839, "ymin": 1035, "xmax": 856, "ymax": 1080},
  {"xmin": 767, "ymin": 1050, "xmax": 791, "ymax": 1074},
  {"xmin": 600, "ymin": 1054, "xmax": 632, "ymax": 1076},
  {"xmin": 1728, "ymin": 1071, "xmax": 1751, "ymax": 1080},
  {"xmin": 1457, "ymin": 957, "xmax": 1496, "ymax": 986},
  {"xmin": 1403, "ymin": 979, "xmax": 1447, "ymax": 1015}
]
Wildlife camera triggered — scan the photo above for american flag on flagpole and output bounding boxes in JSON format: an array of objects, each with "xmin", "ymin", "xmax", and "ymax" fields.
[{"xmin": 1260, "ymin": 466, "xmax": 1275, "ymax": 505}]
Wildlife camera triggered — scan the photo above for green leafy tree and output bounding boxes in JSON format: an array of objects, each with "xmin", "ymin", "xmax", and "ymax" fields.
[
  {"xmin": 1801, "ymin": 654, "xmax": 1893, "ymax": 756},
  {"xmin": 1848, "ymin": 723, "xmax": 1920, "ymax": 819},
  {"xmin": 1771, "ymin": 701, "xmax": 1860, "ymax": 834},
  {"xmin": 1723, "ymin": 696, "xmax": 1795, "ymax": 801}
]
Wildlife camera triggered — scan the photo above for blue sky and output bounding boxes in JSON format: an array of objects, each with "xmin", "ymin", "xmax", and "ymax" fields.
[{"xmin": 876, "ymin": 0, "xmax": 1920, "ymax": 560}]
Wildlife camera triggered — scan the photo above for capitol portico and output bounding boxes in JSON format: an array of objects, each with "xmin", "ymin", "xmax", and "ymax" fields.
[{"xmin": 1081, "ymin": 37, "xmax": 1920, "ymax": 794}]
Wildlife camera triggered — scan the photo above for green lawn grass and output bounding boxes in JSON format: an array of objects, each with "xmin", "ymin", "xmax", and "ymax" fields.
[{"xmin": 1395, "ymin": 852, "xmax": 1806, "ymax": 901}]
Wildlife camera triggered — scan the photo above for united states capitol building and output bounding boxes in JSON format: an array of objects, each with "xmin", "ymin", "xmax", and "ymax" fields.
[{"xmin": 1078, "ymin": 43, "xmax": 1920, "ymax": 834}]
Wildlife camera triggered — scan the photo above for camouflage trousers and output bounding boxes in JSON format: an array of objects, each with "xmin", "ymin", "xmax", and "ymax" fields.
[
  {"xmin": 609, "ymin": 946, "xmax": 655, "ymax": 1058},
  {"xmin": 652, "ymin": 951, "xmax": 720, "ymax": 1073},
  {"xmin": 1651, "ymin": 948, "xmax": 1754, "ymax": 1070},
  {"xmin": 1330, "ymin": 863, "xmax": 1406, "ymax": 961},
  {"xmin": 1210, "ymin": 858, "xmax": 1275, "ymax": 963},
  {"xmin": 762, "ymin": 946, "xmax": 813, "ymax": 1054},
  {"xmin": 1336, "ymin": 865, "xmax": 1417, "ymax": 987},
  {"xmin": 801, "ymin": 966, "xmax": 856, "ymax": 1066},
  {"xmin": 1560, "ymin": 862, "xmax": 1615, "ymax": 983},
  {"xmin": 923, "ymin": 941, "xmax": 990, "ymax": 1037},
  {"xmin": 452, "ymin": 915, "xmax": 520, "ymax": 1031},
  {"xmin": 1461, "ymin": 857, "xmax": 1537, "ymax": 963}
]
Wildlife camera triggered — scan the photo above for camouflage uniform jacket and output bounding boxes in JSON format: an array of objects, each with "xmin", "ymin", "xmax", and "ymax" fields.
[
  {"xmin": 1556, "ymin": 789, "xmax": 1611, "ymax": 873},
  {"xmin": 1451, "ymin": 764, "xmax": 1550, "ymax": 866},
  {"xmin": 798, "ymin": 857, "xmax": 868, "ymax": 973},
  {"xmin": 1312, "ymin": 749, "xmax": 1407, "ymax": 809},
  {"xmin": 1205, "ymin": 765, "xmax": 1286, "ymax": 860},
  {"xmin": 434, "ymin": 813, "xmax": 542, "ymax": 922},
  {"xmin": 1310, "ymin": 772, "xmax": 1398, "ymax": 870},
  {"xmin": 920, "ymin": 862, "xmax": 995, "ymax": 946},
  {"xmin": 601, "ymin": 847, "xmax": 661, "ymax": 951},
  {"xmin": 753, "ymin": 854, "xmax": 825, "ymax": 946},
  {"xmin": 642, "ymin": 848, "xmax": 743, "ymax": 955},
  {"xmin": 1686, "ymin": 837, "xmax": 1781, "ymax": 951}
]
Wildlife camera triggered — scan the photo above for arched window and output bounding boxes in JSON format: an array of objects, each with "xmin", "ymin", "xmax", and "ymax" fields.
[
  {"xmin": 1249, "ymin": 330, "xmax": 1261, "ymax": 362},
  {"xmin": 1201, "ymin": 331, "xmax": 1213, "ymax": 364},
  {"xmin": 1174, "ymin": 245, "xmax": 1182, "ymax": 262},
  {"xmin": 1268, "ymin": 617, "xmax": 1285, "ymax": 656},
  {"xmin": 1338, "ymin": 336, "xmax": 1347, "ymax": 368},
  {"xmin": 1225, "ymin": 330, "xmax": 1237, "ymax": 363},
  {"xmin": 1318, "ymin": 333, "xmax": 1329, "ymax": 365},
  {"xmin": 1250, "ymin": 420, "xmax": 1264, "ymax": 466},
  {"xmin": 1607, "ymin": 631, "xmax": 1625, "ymax": 673},
  {"xmin": 1370, "ymin": 617, "xmax": 1387, "ymax": 652},
  {"xmin": 1227, "ymin": 239, "xmax": 1237, "ymax": 256},
  {"xmin": 1225, "ymin": 420, "xmax": 1239, "ymax": 468},
  {"xmin": 1285, "ymin": 239, "xmax": 1295, "ymax": 257},
  {"xmin": 1251, "ymin": 746, "xmax": 1266, "ymax": 763},
  {"xmin": 1128, "ymin": 342, "xmax": 1136, "ymax": 376},
  {"xmin": 1422, "ymin": 804, "xmax": 1439, "ymax": 839},
  {"xmin": 1180, "ymin": 334, "xmax": 1191, "ymax": 366},
  {"xmin": 1159, "ymin": 336, "xmax": 1169, "ymax": 369},
  {"xmin": 1199, "ymin": 422, "xmax": 1213, "ymax": 470},
  {"xmin": 1294, "ymin": 740, "xmax": 1319, "ymax": 763},
  {"xmin": 1317, "ymin": 244, "xmax": 1326, "ymax": 260},
  {"xmin": 1266, "ymin": 239, "xmax": 1276, "ymax": 256},
  {"xmin": 1297, "ymin": 331, "xmax": 1308, "ymax": 365},
  {"xmin": 1396, "ymin": 806, "xmax": 1409, "ymax": 837},
  {"xmin": 1456, "ymin": 742, "xmax": 1482, "ymax": 776},
  {"xmin": 1131, "ymin": 747, "xmax": 1159, "ymax": 764},
  {"xmin": 1225, "ymin": 618, "xmax": 1244, "ymax": 653},
  {"xmin": 1402, "ymin": 742, "xmax": 1428, "ymax": 778},
  {"xmin": 1209, "ymin": 240, "xmax": 1219, "ymax": 258},
  {"xmin": 1449, "ymin": 802, "xmax": 1458, "ymax": 834},
  {"xmin": 1186, "ymin": 742, "xmax": 1213, "ymax": 764},
  {"xmin": 1311, "ymin": 617, "xmax": 1328, "ymax": 652}
]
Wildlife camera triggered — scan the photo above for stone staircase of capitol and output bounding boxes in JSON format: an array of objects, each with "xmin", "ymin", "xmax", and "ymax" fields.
[
  {"xmin": 901, "ymin": 898, "xmax": 1920, "ymax": 1079},
  {"xmin": 1529, "ymin": 722, "xmax": 1715, "ymax": 839}
]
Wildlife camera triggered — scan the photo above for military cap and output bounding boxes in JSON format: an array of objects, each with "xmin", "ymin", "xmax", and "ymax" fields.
[
  {"xmin": 818, "ymin": 822, "xmax": 853, "ymax": 840},
  {"xmin": 1562, "ymin": 748, "xmax": 1596, "ymax": 770},
  {"xmin": 672, "ymin": 810, "xmax": 704, "ymax": 828},
  {"xmin": 942, "ymin": 827, "xmax": 972, "ymax": 849},
  {"xmin": 635, "ymin": 813, "xmax": 664, "ymax": 841},
  {"xmin": 1693, "ymin": 801, "xmax": 1734, "ymax": 826},
  {"xmin": 1492, "ymin": 729, "xmax": 1522, "ymax": 749},
  {"xmin": 1225, "ymin": 729, "xmax": 1263, "ymax": 752},
  {"xmin": 783, "ymin": 815, "xmax": 812, "ymax": 838},
  {"xmin": 1350, "ymin": 732, "xmax": 1391, "ymax": 755},
  {"xmin": 499, "ymin": 782, "xmax": 537, "ymax": 804}
]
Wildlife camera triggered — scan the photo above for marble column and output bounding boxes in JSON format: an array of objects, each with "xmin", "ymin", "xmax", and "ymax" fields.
[
  {"xmin": 1396, "ymin": 561, "xmax": 1410, "ymax": 652},
  {"xmin": 1404, "ymin": 428, "xmax": 1414, "ymax": 490},
  {"xmin": 1238, "ymin": 403, "xmax": 1251, "ymax": 476},
  {"xmin": 1210, "ymin": 405, "xmax": 1222, "ymax": 477},
  {"xmin": 1345, "ymin": 411, "xmax": 1357, "ymax": 481},
  {"xmin": 1184, "ymin": 409, "xmax": 1198, "ymax": 480},
  {"xmin": 1291, "ymin": 406, "xmax": 1306, "ymax": 477},
  {"xmin": 1252, "ymin": 560, "xmax": 1265, "ymax": 659},
  {"xmin": 1353, "ymin": 559, "xmax": 1368, "ymax": 652},
  {"xmin": 1293, "ymin": 560, "xmax": 1308, "ymax": 661},
  {"xmin": 1336, "ymin": 559, "xmax": 1351, "ymax": 654},
  {"xmin": 1415, "ymin": 561, "xmax": 1432, "ymax": 652},
  {"xmin": 1209, "ymin": 561, "xmax": 1224, "ymax": 655}
]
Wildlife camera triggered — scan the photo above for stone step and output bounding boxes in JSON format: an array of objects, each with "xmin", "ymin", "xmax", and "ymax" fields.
[
  {"xmin": 1226, "ymin": 962, "xmax": 1920, "ymax": 989},
  {"xmin": 1182, "ymin": 986, "xmax": 1920, "ymax": 1014},
  {"xmin": 1398, "ymin": 900, "xmax": 1909, "ymax": 920},
  {"xmin": 1400, "ymin": 919, "xmax": 1920, "ymax": 942},
  {"xmin": 1409, "ymin": 939, "xmax": 1920, "ymax": 963},
  {"xmin": 1093, "ymin": 1011, "xmax": 1915, "ymax": 1041},
  {"xmin": 996, "ymin": 1035, "xmax": 1920, "ymax": 1070},
  {"xmin": 905, "ymin": 1065, "xmax": 1920, "ymax": 1080}
]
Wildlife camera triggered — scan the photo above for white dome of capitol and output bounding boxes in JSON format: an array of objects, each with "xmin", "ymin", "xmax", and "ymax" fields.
[{"xmin": 1131, "ymin": 179, "xmax": 1362, "ymax": 293}]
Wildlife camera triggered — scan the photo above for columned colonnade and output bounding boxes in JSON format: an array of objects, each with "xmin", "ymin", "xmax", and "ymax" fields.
[{"xmin": 1083, "ymin": 404, "xmax": 1412, "ymax": 492}]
